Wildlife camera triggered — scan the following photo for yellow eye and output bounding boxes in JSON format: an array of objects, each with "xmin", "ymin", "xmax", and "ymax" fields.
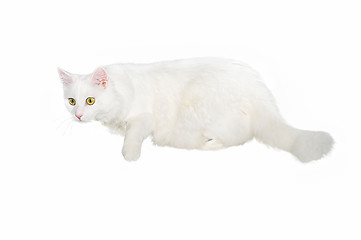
[
  {"xmin": 86, "ymin": 97, "xmax": 95, "ymax": 105},
  {"xmin": 68, "ymin": 98, "xmax": 76, "ymax": 106}
]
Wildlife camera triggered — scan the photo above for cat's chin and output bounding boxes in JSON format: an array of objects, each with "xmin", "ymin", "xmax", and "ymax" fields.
[
  {"xmin": 73, "ymin": 119, "xmax": 85, "ymax": 123},
  {"xmin": 73, "ymin": 117, "xmax": 91, "ymax": 123},
  {"xmin": 79, "ymin": 118, "xmax": 93, "ymax": 123}
]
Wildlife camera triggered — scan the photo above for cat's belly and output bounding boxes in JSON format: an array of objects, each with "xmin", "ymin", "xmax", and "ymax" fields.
[
  {"xmin": 152, "ymin": 128, "xmax": 224, "ymax": 150},
  {"xmin": 152, "ymin": 126, "xmax": 251, "ymax": 150},
  {"xmin": 151, "ymin": 108, "xmax": 253, "ymax": 150}
]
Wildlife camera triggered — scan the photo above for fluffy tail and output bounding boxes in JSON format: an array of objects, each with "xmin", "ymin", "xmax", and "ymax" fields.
[
  {"xmin": 252, "ymin": 103, "xmax": 334, "ymax": 162},
  {"xmin": 290, "ymin": 130, "xmax": 334, "ymax": 162}
]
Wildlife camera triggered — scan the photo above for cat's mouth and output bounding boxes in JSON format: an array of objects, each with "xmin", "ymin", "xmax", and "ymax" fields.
[{"xmin": 74, "ymin": 115, "xmax": 92, "ymax": 123}]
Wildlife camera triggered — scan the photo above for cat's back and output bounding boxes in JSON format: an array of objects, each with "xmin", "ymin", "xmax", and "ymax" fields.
[
  {"xmin": 148, "ymin": 57, "xmax": 258, "ymax": 77},
  {"xmin": 108, "ymin": 57, "xmax": 259, "ymax": 81},
  {"xmin": 153, "ymin": 57, "xmax": 262, "ymax": 90}
]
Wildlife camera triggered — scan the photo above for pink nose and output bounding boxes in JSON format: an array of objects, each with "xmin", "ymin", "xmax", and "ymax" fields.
[{"xmin": 75, "ymin": 114, "xmax": 83, "ymax": 120}]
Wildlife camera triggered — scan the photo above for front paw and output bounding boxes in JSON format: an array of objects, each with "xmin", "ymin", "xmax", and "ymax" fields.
[{"xmin": 122, "ymin": 144, "xmax": 141, "ymax": 161}]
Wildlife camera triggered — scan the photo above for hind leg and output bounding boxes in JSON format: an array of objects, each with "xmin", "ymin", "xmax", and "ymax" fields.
[
  {"xmin": 201, "ymin": 111, "xmax": 252, "ymax": 150},
  {"xmin": 201, "ymin": 135, "xmax": 224, "ymax": 150}
]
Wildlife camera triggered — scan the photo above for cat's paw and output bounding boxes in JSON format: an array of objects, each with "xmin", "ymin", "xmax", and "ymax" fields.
[{"xmin": 122, "ymin": 144, "xmax": 141, "ymax": 161}]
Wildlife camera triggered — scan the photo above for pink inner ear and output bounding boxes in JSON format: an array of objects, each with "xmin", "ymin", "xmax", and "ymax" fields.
[
  {"xmin": 58, "ymin": 68, "xmax": 72, "ymax": 85},
  {"xmin": 92, "ymin": 67, "xmax": 108, "ymax": 89}
]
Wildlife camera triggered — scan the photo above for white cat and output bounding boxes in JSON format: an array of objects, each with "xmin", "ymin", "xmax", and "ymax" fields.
[{"xmin": 58, "ymin": 58, "xmax": 334, "ymax": 162}]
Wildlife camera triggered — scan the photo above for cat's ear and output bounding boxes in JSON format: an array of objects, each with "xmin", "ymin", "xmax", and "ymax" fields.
[
  {"xmin": 91, "ymin": 67, "xmax": 108, "ymax": 89},
  {"xmin": 57, "ymin": 68, "xmax": 72, "ymax": 86}
]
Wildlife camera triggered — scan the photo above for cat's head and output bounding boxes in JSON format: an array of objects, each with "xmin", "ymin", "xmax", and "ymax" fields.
[{"xmin": 58, "ymin": 67, "xmax": 117, "ymax": 122}]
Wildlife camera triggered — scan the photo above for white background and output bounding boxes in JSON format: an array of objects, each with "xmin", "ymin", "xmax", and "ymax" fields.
[{"xmin": 0, "ymin": 0, "xmax": 360, "ymax": 239}]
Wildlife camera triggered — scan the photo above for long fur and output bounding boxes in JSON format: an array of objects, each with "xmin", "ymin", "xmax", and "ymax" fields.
[{"xmin": 58, "ymin": 58, "xmax": 334, "ymax": 161}]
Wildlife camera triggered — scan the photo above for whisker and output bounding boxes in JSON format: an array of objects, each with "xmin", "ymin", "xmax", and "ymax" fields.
[
  {"xmin": 64, "ymin": 120, "xmax": 76, "ymax": 136},
  {"xmin": 55, "ymin": 116, "xmax": 75, "ymax": 136},
  {"xmin": 68, "ymin": 120, "xmax": 75, "ymax": 135},
  {"xmin": 55, "ymin": 116, "xmax": 72, "ymax": 131}
]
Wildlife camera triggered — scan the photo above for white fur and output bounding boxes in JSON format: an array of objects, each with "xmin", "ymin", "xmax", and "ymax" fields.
[{"xmin": 58, "ymin": 58, "xmax": 334, "ymax": 161}]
